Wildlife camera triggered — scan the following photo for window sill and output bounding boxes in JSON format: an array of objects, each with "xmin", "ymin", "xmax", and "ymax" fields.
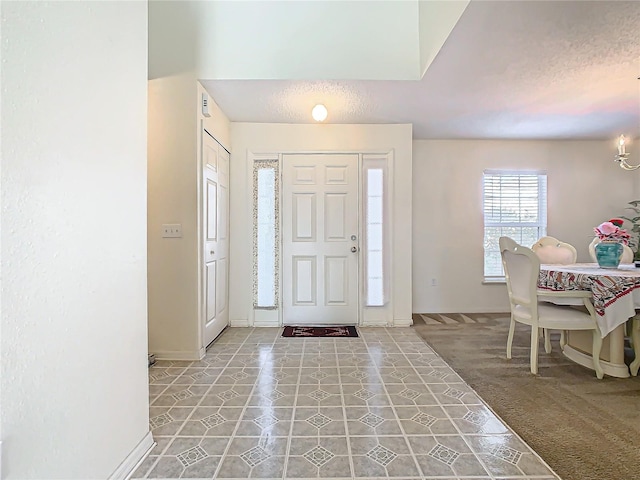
[{"xmin": 483, "ymin": 278, "xmax": 506, "ymax": 285}]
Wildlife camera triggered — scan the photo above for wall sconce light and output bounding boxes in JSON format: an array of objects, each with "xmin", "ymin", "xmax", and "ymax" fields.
[
  {"xmin": 614, "ymin": 134, "xmax": 640, "ymax": 171},
  {"xmin": 311, "ymin": 104, "xmax": 328, "ymax": 122}
]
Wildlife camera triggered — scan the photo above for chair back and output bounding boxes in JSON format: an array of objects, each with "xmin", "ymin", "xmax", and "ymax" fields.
[
  {"xmin": 500, "ymin": 237, "xmax": 539, "ymax": 317},
  {"xmin": 532, "ymin": 236, "xmax": 577, "ymax": 264},
  {"xmin": 588, "ymin": 237, "xmax": 634, "ymax": 264}
]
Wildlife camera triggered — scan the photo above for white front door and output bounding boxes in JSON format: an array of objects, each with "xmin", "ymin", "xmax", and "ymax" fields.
[
  {"xmin": 203, "ymin": 129, "xmax": 229, "ymax": 347},
  {"xmin": 282, "ymin": 154, "xmax": 359, "ymax": 325}
]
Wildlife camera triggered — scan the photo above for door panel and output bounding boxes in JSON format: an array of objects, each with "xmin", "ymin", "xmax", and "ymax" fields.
[
  {"xmin": 325, "ymin": 193, "xmax": 346, "ymax": 240},
  {"xmin": 206, "ymin": 262, "xmax": 217, "ymax": 322},
  {"xmin": 283, "ymin": 154, "xmax": 359, "ymax": 325},
  {"xmin": 293, "ymin": 193, "xmax": 316, "ymax": 241},
  {"xmin": 203, "ymin": 130, "xmax": 229, "ymax": 347},
  {"xmin": 325, "ymin": 256, "xmax": 348, "ymax": 305},
  {"xmin": 216, "ymin": 257, "xmax": 227, "ymax": 314},
  {"xmin": 293, "ymin": 256, "xmax": 317, "ymax": 305},
  {"xmin": 206, "ymin": 181, "xmax": 218, "ymax": 245}
]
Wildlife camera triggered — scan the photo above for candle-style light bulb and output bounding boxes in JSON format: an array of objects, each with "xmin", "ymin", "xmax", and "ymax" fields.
[{"xmin": 618, "ymin": 135, "xmax": 626, "ymax": 155}]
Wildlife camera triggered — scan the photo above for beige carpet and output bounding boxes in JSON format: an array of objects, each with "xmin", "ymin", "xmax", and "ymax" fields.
[{"xmin": 412, "ymin": 313, "xmax": 640, "ymax": 480}]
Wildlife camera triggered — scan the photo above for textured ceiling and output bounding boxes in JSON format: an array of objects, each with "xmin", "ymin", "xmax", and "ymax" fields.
[{"xmin": 202, "ymin": 0, "xmax": 640, "ymax": 140}]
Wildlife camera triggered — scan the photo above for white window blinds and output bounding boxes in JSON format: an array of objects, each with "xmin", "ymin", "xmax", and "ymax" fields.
[{"xmin": 483, "ymin": 171, "xmax": 547, "ymax": 278}]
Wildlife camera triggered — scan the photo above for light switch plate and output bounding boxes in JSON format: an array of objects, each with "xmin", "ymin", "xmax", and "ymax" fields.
[{"xmin": 162, "ymin": 224, "xmax": 182, "ymax": 238}]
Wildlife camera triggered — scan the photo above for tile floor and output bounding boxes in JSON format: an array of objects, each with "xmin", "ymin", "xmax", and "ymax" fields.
[{"xmin": 133, "ymin": 327, "xmax": 560, "ymax": 480}]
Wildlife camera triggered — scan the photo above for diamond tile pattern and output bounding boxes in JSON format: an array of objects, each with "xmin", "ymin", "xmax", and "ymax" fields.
[
  {"xmin": 177, "ymin": 445, "xmax": 208, "ymax": 467},
  {"xmin": 149, "ymin": 413, "xmax": 173, "ymax": 429},
  {"xmin": 310, "ymin": 370, "xmax": 329, "ymax": 380},
  {"xmin": 171, "ymin": 389, "xmax": 194, "ymax": 401},
  {"xmin": 230, "ymin": 371, "xmax": 250, "ymax": 381},
  {"xmin": 262, "ymin": 389, "xmax": 285, "ymax": 401},
  {"xmin": 150, "ymin": 371, "xmax": 171, "ymax": 381},
  {"xmin": 254, "ymin": 414, "xmax": 278, "ymax": 428},
  {"xmin": 359, "ymin": 412, "xmax": 385, "ymax": 428},
  {"xmin": 492, "ymin": 444, "xmax": 523, "ymax": 465},
  {"xmin": 398, "ymin": 388, "xmax": 421, "ymax": 400},
  {"xmin": 367, "ymin": 445, "xmax": 397, "ymax": 466},
  {"xmin": 411, "ymin": 412, "xmax": 437, "ymax": 427},
  {"xmin": 354, "ymin": 388, "xmax": 376, "ymax": 400},
  {"xmin": 190, "ymin": 371, "xmax": 210, "ymax": 381},
  {"xmin": 240, "ymin": 446, "xmax": 270, "ymax": 467},
  {"xmin": 428, "ymin": 443, "xmax": 460, "ymax": 465},
  {"xmin": 444, "ymin": 387, "xmax": 466, "ymax": 399},
  {"xmin": 136, "ymin": 327, "xmax": 561, "ymax": 480},
  {"xmin": 308, "ymin": 389, "xmax": 331, "ymax": 401},
  {"xmin": 271, "ymin": 370, "xmax": 290, "ymax": 380},
  {"xmin": 217, "ymin": 389, "xmax": 240, "ymax": 401},
  {"xmin": 201, "ymin": 413, "xmax": 225, "ymax": 429},
  {"xmin": 304, "ymin": 445, "xmax": 335, "ymax": 467},
  {"xmin": 306, "ymin": 413, "xmax": 332, "ymax": 429},
  {"xmin": 463, "ymin": 410, "xmax": 488, "ymax": 426}
]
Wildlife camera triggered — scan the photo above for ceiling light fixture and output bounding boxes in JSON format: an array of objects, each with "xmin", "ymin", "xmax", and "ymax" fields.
[
  {"xmin": 311, "ymin": 104, "xmax": 328, "ymax": 122},
  {"xmin": 614, "ymin": 134, "xmax": 639, "ymax": 171},
  {"xmin": 615, "ymin": 76, "xmax": 640, "ymax": 170}
]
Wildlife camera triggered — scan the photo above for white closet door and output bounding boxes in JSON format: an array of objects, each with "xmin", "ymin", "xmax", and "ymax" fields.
[{"xmin": 203, "ymin": 130, "xmax": 229, "ymax": 346}]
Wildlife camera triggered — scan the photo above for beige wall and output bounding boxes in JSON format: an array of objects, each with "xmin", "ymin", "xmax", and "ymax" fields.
[
  {"xmin": 1, "ymin": 1, "xmax": 150, "ymax": 477},
  {"xmin": 412, "ymin": 139, "xmax": 635, "ymax": 313},
  {"xmin": 147, "ymin": 77, "xmax": 230, "ymax": 359},
  {"xmin": 229, "ymin": 123, "xmax": 413, "ymax": 326}
]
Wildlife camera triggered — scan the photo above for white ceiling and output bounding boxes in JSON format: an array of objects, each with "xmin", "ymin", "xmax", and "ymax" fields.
[{"xmin": 202, "ymin": 0, "xmax": 640, "ymax": 140}]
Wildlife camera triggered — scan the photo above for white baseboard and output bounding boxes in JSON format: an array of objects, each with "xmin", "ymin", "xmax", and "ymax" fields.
[
  {"xmin": 360, "ymin": 320, "xmax": 390, "ymax": 327},
  {"xmin": 393, "ymin": 318, "xmax": 413, "ymax": 327},
  {"xmin": 152, "ymin": 349, "xmax": 204, "ymax": 361},
  {"xmin": 109, "ymin": 431, "xmax": 154, "ymax": 480},
  {"xmin": 230, "ymin": 318, "xmax": 250, "ymax": 327}
]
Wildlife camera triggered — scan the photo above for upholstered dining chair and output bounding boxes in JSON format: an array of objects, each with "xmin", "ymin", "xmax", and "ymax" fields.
[
  {"xmin": 532, "ymin": 236, "xmax": 577, "ymax": 264},
  {"xmin": 588, "ymin": 237, "xmax": 634, "ymax": 264},
  {"xmin": 532, "ymin": 236, "xmax": 580, "ymax": 352},
  {"xmin": 499, "ymin": 236, "xmax": 604, "ymax": 378}
]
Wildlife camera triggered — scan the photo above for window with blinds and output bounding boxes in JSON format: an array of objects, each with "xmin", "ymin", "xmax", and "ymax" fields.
[{"xmin": 483, "ymin": 170, "xmax": 547, "ymax": 279}]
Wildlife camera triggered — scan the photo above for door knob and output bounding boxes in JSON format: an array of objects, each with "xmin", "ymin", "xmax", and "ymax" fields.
[
  {"xmin": 351, "ymin": 246, "xmax": 358, "ymax": 253},
  {"xmin": 210, "ymin": 250, "xmax": 215, "ymax": 255}
]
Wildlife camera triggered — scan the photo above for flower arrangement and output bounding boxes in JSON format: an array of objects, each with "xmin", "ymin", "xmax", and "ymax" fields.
[{"xmin": 594, "ymin": 218, "xmax": 631, "ymax": 245}]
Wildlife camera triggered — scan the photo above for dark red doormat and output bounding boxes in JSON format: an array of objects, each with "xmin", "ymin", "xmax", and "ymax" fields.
[{"xmin": 282, "ymin": 326, "xmax": 358, "ymax": 338}]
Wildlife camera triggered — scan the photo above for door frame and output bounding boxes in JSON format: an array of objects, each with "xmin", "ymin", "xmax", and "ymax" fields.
[{"xmin": 247, "ymin": 150, "xmax": 395, "ymax": 328}]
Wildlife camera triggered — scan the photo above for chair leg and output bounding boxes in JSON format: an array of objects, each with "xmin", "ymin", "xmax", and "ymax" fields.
[
  {"xmin": 630, "ymin": 317, "xmax": 640, "ymax": 377},
  {"xmin": 543, "ymin": 328, "xmax": 551, "ymax": 354},
  {"xmin": 559, "ymin": 330, "xmax": 567, "ymax": 349},
  {"xmin": 591, "ymin": 329, "xmax": 604, "ymax": 380},
  {"xmin": 506, "ymin": 317, "xmax": 516, "ymax": 359},
  {"xmin": 530, "ymin": 326, "xmax": 539, "ymax": 375}
]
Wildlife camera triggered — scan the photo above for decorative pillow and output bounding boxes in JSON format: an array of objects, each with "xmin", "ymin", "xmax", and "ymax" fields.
[{"xmin": 534, "ymin": 245, "xmax": 574, "ymax": 264}]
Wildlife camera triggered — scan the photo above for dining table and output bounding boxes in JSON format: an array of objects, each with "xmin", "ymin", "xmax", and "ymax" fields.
[{"xmin": 538, "ymin": 262, "xmax": 640, "ymax": 378}]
